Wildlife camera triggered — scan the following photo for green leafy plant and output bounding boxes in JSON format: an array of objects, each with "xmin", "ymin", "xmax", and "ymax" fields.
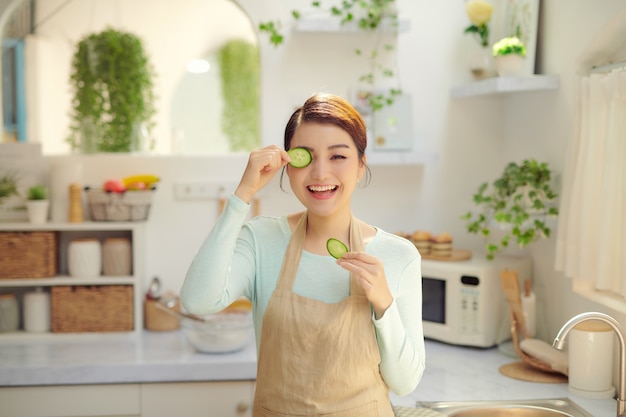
[
  {"xmin": 27, "ymin": 185, "xmax": 47, "ymax": 201},
  {"xmin": 258, "ymin": 0, "xmax": 401, "ymax": 111},
  {"xmin": 218, "ymin": 39, "xmax": 260, "ymax": 152},
  {"xmin": 461, "ymin": 159, "xmax": 559, "ymax": 260},
  {"xmin": 67, "ymin": 27, "xmax": 157, "ymax": 153},
  {"xmin": 492, "ymin": 36, "xmax": 527, "ymax": 57},
  {"xmin": 0, "ymin": 172, "xmax": 19, "ymax": 204}
]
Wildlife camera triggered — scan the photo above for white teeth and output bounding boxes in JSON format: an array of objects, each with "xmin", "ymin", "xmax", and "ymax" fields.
[{"xmin": 308, "ymin": 185, "xmax": 336, "ymax": 192}]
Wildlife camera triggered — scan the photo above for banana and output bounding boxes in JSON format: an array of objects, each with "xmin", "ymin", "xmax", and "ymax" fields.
[{"xmin": 122, "ymin": 174, "xmax": 160, "ymax": 188}]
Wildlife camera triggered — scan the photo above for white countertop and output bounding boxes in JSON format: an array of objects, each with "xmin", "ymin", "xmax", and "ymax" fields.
[{"xmin": 0, "ymin": 332, "xmax": 616, "ymax": 416}]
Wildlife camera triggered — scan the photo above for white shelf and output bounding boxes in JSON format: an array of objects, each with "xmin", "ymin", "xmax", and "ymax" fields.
[
  {"xmin": 451, "ymin": 75, "xmax": 560, "ymax": 98},
  {"xmin": 294, "ymin": 16, "xmax": 410, "ymax": 33},
  {"xmin": 0, "ymin": 221, "xmax": 143, "ymax": 231},
  {"xmin": 0, "ymin": 276, "xmax": 136, "ymax": 287},
  {"xmin": 367, "ymin": 147, "xmax": 439, "ymax": 165}
]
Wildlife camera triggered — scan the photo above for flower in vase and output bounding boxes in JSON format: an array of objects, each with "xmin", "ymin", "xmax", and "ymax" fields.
[
  {"xmin": 464, "ymin": 0, "xmax": 493, "ymax": 47},
  {"xmin": 492, "ymin": 36, "xmax": 527, "ymax": 57}
]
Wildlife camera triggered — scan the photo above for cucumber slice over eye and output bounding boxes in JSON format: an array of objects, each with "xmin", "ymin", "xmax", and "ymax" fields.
[
  {"xmin": 287, "ymin": 147, "xmax": 312, "ymax": 168},
  {"xmin": 326, "ymin": 238, "xmax": 349, "ymax": 259}
]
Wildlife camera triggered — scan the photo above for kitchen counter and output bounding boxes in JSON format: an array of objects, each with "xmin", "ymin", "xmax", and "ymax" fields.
[{"xmin": 0, "ymin": 332, "xmax": 616, "ymax": 416}]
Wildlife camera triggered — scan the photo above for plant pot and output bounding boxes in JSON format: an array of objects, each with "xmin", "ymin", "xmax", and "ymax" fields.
[
  {"xmin": 26, "ymin": 200, "xmax": 50, "ymax": 224},
  {"xmin": 495, "ymin": 54, "xmax": 524, "ymax": 76}
]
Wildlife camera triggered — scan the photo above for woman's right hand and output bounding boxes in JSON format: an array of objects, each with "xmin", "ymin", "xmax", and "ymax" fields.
[{"xmin": 234, "ymin": 145, "xmax": 290, "ymax": 203}]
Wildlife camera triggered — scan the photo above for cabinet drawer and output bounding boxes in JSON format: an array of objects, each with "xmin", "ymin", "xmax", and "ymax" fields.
[
  {"xmin": 141, "ymin": 381, "xmax": 254, "ymax": 417},
  {"xmin": 0, "ymin": 384, "xmax": 141, "ymax": 416}
]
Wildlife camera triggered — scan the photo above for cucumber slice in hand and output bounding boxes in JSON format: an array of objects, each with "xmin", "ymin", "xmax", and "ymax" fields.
[
  {"xmin": 287, "ymin": 147, "xmax": 312, "ymax": 168},
  {"xmin": 327, "ymin": 238, "xmax": 349, "ymax": 259}
]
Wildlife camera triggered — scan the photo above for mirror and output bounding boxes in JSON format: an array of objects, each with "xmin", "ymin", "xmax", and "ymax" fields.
[{"xmin": 1, "ymin": 0, "xmax": 259, "ymax": 155}]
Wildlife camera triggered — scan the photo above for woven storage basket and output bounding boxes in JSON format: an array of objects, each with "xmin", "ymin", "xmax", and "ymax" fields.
[
  {"xmin": 51, "ymin": 285, "xmax": 134, "ymax": 332},
  {"xmin": 85, "ymin": 189, "xmax": 154, "ymax": 221},
  {"xmin": 0, "ymin": 232, "xmax": 58, "ymax": 279}
]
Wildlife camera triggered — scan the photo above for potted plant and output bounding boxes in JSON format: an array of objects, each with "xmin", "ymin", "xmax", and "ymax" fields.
[
  {"xmin": 67, "ymin": 27, "xmax": 157, "ymax": 153},
  {"xmin": 258, "ymin": 0, "xmax": 401, "ymax": 112},
  {"xmin": 461, "ymin": 159, "xmax": 559, "ymax": 260},
  {"xmin": 492, "ymin": 36, "xmax": 527, "ymax": 76},
  {"xmin": 26, "ymin": 185, "xmax": 49, "ymax": 224},
  {"xmin": 0, "ymin": 172, "xmax": 19, "ymax": 206}
]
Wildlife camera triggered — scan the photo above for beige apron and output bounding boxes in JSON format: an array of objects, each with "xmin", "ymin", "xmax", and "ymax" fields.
[{"xmin": 253, "ymin": 212, "xmax": 394, "ymax": 417}]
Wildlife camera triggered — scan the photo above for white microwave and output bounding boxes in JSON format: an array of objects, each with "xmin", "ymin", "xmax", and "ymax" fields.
[{"xmin": 421, "ymin": 255, "xmax": 532, "ymax": 348}]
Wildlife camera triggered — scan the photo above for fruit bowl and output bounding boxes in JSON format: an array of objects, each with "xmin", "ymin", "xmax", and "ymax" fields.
[{"xmin": 180, "ymin": 311, "xmax": 254, "ymax": 354}]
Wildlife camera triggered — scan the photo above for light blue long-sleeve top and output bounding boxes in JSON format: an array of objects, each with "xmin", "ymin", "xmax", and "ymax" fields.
[{"xmin": 181, "ymin": 194, "xmax": 425, "ymax": 396}]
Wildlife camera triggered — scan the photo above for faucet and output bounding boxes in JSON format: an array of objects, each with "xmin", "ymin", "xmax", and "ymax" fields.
[{"xmin": 553, "ymin": 312, "xmax": 626, "ymax": 417}]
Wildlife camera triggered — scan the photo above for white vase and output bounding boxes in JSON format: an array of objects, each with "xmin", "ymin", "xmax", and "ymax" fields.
[
  {"xmin": 26, "ymin": 200, "xmax": 50, "ymax": 224},
  {"xmin": 495, "ymin": 54, "xmax": 524, "ymax": 76},
  {"xmin": 468, "ymin": 46, "xmax": 493, "ymax": 80}
]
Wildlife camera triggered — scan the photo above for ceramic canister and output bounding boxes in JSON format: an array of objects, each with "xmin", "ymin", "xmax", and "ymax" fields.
[
  {"xmin": 23, "ymin": 287, "xmax": 50, "ymax": 333},
  {"xmin": 568, "ymin": 320, "xmax": 615, "ymax": 399},
  {"xmin": 0, "ymin": 293, "xmax": 19, "ymax": 332},
  {"xmin": 102, "ymin": 237, "xmax": 132, "ymax": 276},
  {"xmin": 68, "ymin": 238, "xmax": 102, "ymax": 277}
]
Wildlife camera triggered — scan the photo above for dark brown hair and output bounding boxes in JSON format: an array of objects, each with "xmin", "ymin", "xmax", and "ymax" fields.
[{"xmin": 281, "ymin": 93, "xmax": 371, "ymax": 189}]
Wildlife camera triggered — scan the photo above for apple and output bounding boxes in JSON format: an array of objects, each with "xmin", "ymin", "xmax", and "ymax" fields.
[
  {"xmin": 126, "ymin": 181, "xmax": 147, "ymax": 191},
  {"xmin": 103, "ymin": 179, "xmax": 126, "ymax": 193}
]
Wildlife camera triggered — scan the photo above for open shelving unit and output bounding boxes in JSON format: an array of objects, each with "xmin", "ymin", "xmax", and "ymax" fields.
[{"xmin": 0, "ymin": 221, "xmax": 146, "ymax": 341}]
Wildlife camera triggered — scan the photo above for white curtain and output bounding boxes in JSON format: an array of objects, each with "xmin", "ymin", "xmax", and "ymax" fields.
[{"xmin": 555, "ymin": 68, "xmax": 626, "ymax": 298}]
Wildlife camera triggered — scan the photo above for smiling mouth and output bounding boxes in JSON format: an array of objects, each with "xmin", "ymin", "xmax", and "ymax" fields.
[{"xmin": 307, "ymin": 185, "xmax": 338, "ymax": 194}]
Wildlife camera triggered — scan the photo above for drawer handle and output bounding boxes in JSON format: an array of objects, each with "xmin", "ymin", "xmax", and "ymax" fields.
[{"xmin": 236, "ymin": 401, "xmax": 250, "ymax": 413}]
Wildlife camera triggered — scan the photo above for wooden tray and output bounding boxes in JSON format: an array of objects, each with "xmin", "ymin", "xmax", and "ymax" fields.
[{"xmin": 421, "ymin": 249, "xmax": 472, "ymax": 261}]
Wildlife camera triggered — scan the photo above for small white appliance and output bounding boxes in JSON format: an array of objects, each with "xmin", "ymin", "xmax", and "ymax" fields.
[{"xmin": 421, "ymin": 255, "xmax": 532, "ymax": 348}]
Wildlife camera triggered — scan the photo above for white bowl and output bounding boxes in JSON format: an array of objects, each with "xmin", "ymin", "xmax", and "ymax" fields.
[{"xmin": 180, "ymin": 311, "xmax": 254, "ymax": 354}]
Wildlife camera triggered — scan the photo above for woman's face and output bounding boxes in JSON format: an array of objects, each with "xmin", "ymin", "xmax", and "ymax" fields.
[{"xmin": 287, "ymin": 122, "xmax": 365, "ymax": 217}]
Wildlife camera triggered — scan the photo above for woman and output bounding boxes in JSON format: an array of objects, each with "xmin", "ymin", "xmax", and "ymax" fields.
[{"xmin": 181, "ymin": 93, "xmax": 425, "ymax": 416}]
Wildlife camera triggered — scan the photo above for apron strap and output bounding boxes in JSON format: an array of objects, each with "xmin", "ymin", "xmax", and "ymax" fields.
[
  {"xmin": 349, "ymin": 217, "xmax": 365, "ymax": 297},
  {"xmin": 275, "ymin": 212, "xmax": 307, "ymax": 290}
]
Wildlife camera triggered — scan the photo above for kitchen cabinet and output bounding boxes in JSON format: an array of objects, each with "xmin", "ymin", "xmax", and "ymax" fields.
[
  {"xmin": 0, "ymin": 384, "xmax": 141, "ymax": 417},
  {"xmin": 141, "ymin": 381, "xmax": 255, "ymax": 417},
  {"xmin": 0, "ymin": 381, "xmax": 255, "ymax": 417},
  {"xmin": 0, "ymin": 221, "xmax": 145, "ymax": 341}
]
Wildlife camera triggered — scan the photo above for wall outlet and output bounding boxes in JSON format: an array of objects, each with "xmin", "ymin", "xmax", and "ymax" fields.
[{"xmin": 174, "ymin": 180, "xmax": 238, "ymax": 200}]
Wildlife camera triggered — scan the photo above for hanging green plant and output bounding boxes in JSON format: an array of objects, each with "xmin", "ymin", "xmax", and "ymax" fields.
[
  {"xmin": 218, "ymin": 39, "xmax": 260, "ymax": 152},
  {"xmin": 461, "ymin": 159, "xmax": 559, "ymax": 260},
  {"xmin": 258, "ymin": 0, "xmax": 401, "ymax": 112},
  {"xmin": 67, "ymin": 27, "xmax": 157, "ymax": 153}
]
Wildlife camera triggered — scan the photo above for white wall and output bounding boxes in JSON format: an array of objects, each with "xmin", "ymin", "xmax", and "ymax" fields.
[{"xmin": 5, "ymin": 0, "xmax": 626, "ymax": 339}]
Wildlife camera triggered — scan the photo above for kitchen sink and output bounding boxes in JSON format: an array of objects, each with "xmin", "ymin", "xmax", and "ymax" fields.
[{"xmin": 417, "ymin": 398, "xmax": 593, "ymax": 417}]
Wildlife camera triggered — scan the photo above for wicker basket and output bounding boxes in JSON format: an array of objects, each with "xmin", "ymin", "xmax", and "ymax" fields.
[
  {"xmin": 85, "ymin": 189, "xmax": 154, "ymax": 222},
  {"xmin": 51, "ymin": 285, "xmax": 134, "ymax": 332},
  {"xmin": 0, "ymin": 232, "xmax": 58, "ymax": 279}
]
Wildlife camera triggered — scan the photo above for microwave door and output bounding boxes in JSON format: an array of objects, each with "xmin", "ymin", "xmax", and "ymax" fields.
[{"xmin": 422, "ymin": 277, "xmax": 446, "ymax": 325}]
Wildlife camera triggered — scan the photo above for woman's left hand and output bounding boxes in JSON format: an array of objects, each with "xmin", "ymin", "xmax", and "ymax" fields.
[{"xmin": 337, "ymin": 252, "xmax": 393, "ymax": 319}]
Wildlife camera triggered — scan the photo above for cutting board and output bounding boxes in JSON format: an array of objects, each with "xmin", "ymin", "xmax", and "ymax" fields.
[{"xmin": 421, "ymin": 249, "xmax": 472, "ymax": 261}]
